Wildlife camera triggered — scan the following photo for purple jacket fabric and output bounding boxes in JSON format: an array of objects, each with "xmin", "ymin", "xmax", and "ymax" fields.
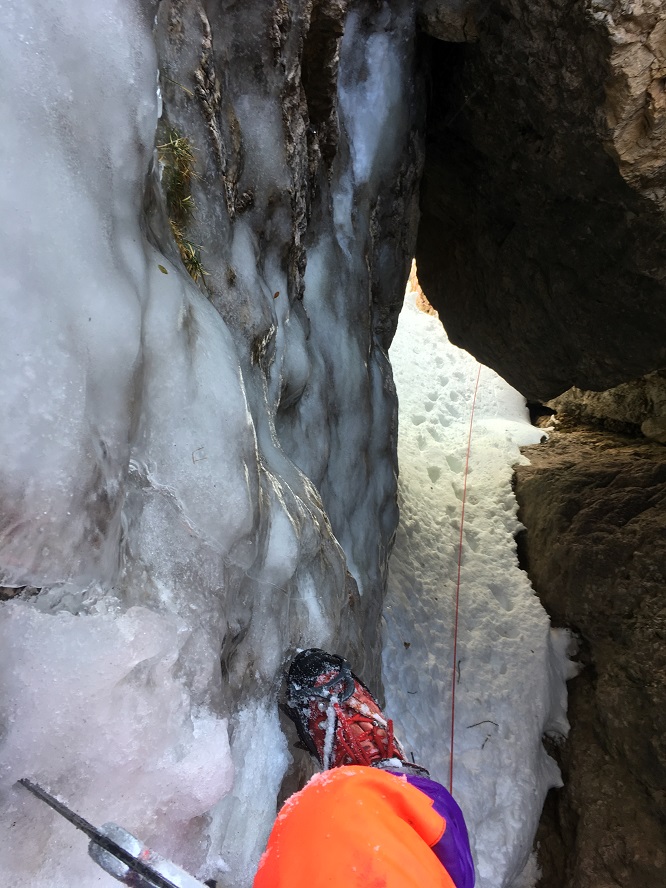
[{"xmin": 389, "ymin": 771, "xmax": 476, "ymax": 888}]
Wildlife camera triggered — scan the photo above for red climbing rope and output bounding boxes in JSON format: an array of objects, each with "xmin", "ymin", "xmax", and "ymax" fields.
[{"xmin": 449, "ymin": 363, "xmax": 482, "ymax": 795}]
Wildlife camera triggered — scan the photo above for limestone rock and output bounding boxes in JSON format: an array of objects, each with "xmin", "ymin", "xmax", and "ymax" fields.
[
  {"xmin": 416, "ymin": 0, "xmax": 666, "ymax": 401},
  {"xmin": 514, "ymin": 428, "xmax": 666, "ymax": 887},
  {"xmin": 548, "ymin": 369, "xmax": 666, "ymax": 443},
  {"xmin": 416, "ymin": 0, "xmax": 479, "ymax": 42}
]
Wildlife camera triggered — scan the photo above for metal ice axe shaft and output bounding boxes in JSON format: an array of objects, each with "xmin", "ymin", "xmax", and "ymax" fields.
[{"xmin": 18, "ymin": 778, "xmax": 209, "ymax": 888}]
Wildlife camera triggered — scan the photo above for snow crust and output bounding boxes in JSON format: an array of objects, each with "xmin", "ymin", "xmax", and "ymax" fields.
[{"xmin": 383, "ymin": 287, "xmax": 576, "ymax": 888}]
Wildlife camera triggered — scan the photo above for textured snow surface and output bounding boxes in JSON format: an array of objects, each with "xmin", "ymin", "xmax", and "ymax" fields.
[{"xmin": 383, "ymin": 287, "xmax": 576, "ymax": 888}]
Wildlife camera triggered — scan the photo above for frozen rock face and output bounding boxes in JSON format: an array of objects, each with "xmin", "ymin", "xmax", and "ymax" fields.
[
  {"xmin": 514, "ymin": 428, "xmax": 666, "ymax": 888},
  {"xmin": 415, "ymin": 0, "xmax": 666, "ymax": 401},
  {"xmin": 151, "ymin": 0, "xmax": 423, "ymax": 671},
  {"xmin": 0, "ymin": 1, "xmax": 422, "ymax": 885}
]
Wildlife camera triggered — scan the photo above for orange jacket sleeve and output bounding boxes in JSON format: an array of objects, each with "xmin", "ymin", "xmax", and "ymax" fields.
[{"xmin": 254, "ymin": 766, "xmax": 457, "ymax": 888}]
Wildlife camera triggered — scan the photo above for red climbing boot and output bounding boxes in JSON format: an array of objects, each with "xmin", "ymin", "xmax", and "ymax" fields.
[{"xmin": 284, "ymin": 648, "xmax": 429, "ymax": 775}]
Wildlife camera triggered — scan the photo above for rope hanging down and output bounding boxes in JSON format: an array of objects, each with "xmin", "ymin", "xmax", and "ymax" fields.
[{"xmin": 449, "ymin": 364, "xmax": 482, "ymax": 795}]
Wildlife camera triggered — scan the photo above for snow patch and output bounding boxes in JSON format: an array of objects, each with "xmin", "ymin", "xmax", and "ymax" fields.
[{"xmin": 383, "ymin": 288, "xmax": 574, "ymax": 888}]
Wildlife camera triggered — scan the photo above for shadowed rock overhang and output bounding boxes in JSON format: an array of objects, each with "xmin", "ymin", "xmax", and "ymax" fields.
[{"xmin": 415, "ymin": 0, "xmax": 666, "ymax": 402}]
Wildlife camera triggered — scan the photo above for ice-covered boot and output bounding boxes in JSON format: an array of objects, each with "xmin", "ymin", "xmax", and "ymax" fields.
[{"xmin": 283, "ymin": 648, "xmax": 429, "ymax": 776}]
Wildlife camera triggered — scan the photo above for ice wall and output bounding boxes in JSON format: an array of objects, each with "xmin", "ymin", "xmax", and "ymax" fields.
[
  {"xmin": 0, "ymin": 2, "xmax": 421, "ymax": 886},
  {"xmin": 153, "ymin": 0, "xmax": 423, "ymax": 670}
]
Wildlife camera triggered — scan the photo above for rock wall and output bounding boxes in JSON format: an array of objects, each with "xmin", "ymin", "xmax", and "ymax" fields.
[
  {"xmin": 514, "ymin": 428, "xmax": 666, "ymax": 888},
  {"xmin": 548, "ymin": 370, "xmax": 666, "ymax": 444},
  {"xmin": 415, "ymin": 0, "xmax": 666, "ymax": 401}
]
